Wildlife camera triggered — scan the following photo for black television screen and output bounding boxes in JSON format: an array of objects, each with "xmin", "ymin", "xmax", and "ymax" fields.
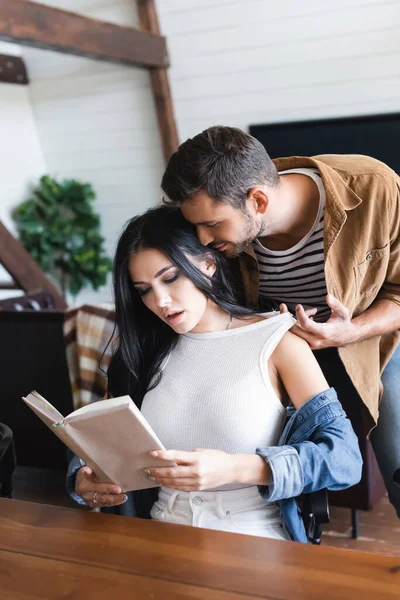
[{"xmin": 249, "ymin": 113, "xmax": 400, "ymax": 175}]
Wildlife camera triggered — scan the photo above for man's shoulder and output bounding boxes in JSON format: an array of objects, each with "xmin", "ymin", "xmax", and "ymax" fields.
[
  {"xmin": 274, "ymin": 155, "xmax": 399, "ymax": 207},
  {"xmin": 274, "ymin": 154, "xmax": 397, "ymax": 180},
  {"xmin": 311, "ymin": 154, "xmax": 397, "ymax": 178}
]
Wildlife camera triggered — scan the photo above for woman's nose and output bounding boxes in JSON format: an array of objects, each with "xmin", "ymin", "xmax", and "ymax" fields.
[{"xmin": 156, "ymin": 292, "xmax": 172, "ymax": 308}]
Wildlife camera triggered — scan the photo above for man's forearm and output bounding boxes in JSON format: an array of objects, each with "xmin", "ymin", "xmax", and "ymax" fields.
[{"xmin": 347, "ymin": 299, "xmax": 400, "ymax": 344}]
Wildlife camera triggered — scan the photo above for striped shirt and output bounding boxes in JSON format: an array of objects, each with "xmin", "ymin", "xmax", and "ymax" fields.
[{"xmin": 254, "ymin": 168, "xmax": 331, "ymax": 323}]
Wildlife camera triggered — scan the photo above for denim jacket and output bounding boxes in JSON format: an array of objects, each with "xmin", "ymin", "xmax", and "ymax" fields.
[
  {"xmin": 66, "ymin": 387, "xmax": 362, "ymax": 543},
  {"xmin": 256, "ymin": 387, "xmax": 362, "ymax": 542}
]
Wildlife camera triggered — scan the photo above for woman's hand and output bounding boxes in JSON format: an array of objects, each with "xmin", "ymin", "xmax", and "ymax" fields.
[
  {"xmin": 75, "ymin": 466, "xmax": 128, "ymax": 508},
  {"xmin": 145, "ymin": 449, "xmax": 270, "ymax": 491}
]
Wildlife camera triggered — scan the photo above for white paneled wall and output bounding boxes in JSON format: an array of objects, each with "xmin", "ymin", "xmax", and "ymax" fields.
[
  {"xmin": 157, "ymin": 0, "xmax": 400, "ymax": 141},
  {"xmin": 22, "ymin": 0, "xmax": 165, "ymax": 304},
  {"xmin": 0, "ymin": 42, "xmax": 47, "ymax": 296}
]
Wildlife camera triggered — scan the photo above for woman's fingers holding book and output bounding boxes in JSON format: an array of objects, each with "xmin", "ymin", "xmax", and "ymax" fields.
[
  {"xmin": 149, "ymin": 449, "xmax": 197, "ymax": 464},
  {"xmin": 145, "ymin": 465, "xmax": 194, "ymax": 485},
  {"xmin": 82, "ymin": 491, "xmax": 128, "ymax": 508},
  {"xmin": 75, "ymin": 466, "xmax": 126, "ymax": 506},
  {"xmin": 76, "ymin": 466, "xmax": 122, "ymax": 494},
  {"xmin": 146, "ymin": 449, "xmax": 236, "ymax": 490}
]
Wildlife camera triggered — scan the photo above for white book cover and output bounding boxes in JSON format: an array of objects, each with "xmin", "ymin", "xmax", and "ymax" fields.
[{"xmin": 22, "ymin": 391, "xmax": 175, "ymax": 492}]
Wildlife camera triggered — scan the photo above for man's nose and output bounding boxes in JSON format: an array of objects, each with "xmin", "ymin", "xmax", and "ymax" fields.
[{"xmin": 197, "ymin": 226, "xmax": 214, "ymax": 246}]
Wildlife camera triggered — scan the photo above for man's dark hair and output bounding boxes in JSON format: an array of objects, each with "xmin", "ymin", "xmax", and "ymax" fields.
[{"xmin": 161, "ymin": 125, "xmax": 280, "ymax": 210}]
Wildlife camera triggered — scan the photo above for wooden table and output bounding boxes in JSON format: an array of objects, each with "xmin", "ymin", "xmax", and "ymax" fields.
[{"xmin": 1, "ymin": 498, "xmax": 399, "ymax": 599}]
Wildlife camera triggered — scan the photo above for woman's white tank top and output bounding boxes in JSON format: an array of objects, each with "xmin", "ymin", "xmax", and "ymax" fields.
[{"xmin": 141, "ymin": 312, "xmax": 296, "ymax": 491}]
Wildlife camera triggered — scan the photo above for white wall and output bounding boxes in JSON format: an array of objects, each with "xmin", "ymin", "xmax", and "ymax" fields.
[
  {"xmin": 157, "ymin": 0, "xmax": 400, "ymax": 141},
  {"xmin": 0, "ymin": 42, "xmax": 47, "ymax": 296},
  {"xmin": 22, "ymin": 0, "xmax": 165, "ymax": 304}
]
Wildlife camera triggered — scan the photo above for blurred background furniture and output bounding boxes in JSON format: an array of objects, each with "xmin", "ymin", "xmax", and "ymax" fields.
[
  {"xmin": 64, "ymin": 303, "xmax": 115, "ymax": 410},
  {"xmin": 0, "ymin": 221, "xmax": 70, "ymax": 468},
  {"xmin": 0, "ymin": 289, "xmax": 55, "ymax": 311},
  {"xmin": 0, "ymin": 423, "xmax": 16, "ymax": 498},
  {"xmin": 0, "ymin": 290, "xmax": 73, "ymax": 469},
  {"xmin": 0, "ymin": 290, "xmax": 88, "ymax": 509}
]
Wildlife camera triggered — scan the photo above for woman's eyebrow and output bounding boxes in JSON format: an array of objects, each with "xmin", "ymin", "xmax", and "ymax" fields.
[{"xmin": 132, "ymin": 265, "xmax": 174, "ymax": 285}]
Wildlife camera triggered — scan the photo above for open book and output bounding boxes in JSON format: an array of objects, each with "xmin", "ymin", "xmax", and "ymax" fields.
[{"xmin": 22, "ymin": 391, "xmax": 175, "ymax": 492}]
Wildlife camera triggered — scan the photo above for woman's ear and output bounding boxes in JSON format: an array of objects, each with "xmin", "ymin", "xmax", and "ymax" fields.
[{"xmin": 199, "ymin": 254, "xmax": 216, "ymax": 277}]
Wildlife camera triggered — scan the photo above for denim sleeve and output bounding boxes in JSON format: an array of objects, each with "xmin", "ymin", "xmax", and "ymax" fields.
[
  {"xmin": 65, "ymin": 455, "xmax": 87, "ymax": 505},
  {"xmin": 256, "ymin": 399, "xmax": 363, "ymax": 503},
  {"xmin": 256, "ymin": 446, "xmax": 304, "ymax": 501}
]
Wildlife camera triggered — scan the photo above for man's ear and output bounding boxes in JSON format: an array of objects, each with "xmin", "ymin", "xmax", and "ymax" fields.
[{"xmin": 247, "ymin": 187, "xmax": 268, "ymax": 216}]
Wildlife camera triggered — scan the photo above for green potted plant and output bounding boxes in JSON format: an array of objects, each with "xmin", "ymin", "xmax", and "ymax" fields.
[{"xmin": 12, "ymin": 175, "xmax": 112, "ymax": 299}]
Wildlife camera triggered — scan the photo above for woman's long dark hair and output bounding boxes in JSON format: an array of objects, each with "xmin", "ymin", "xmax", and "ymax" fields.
[{"xmin": 108, "ymin": 205, "xmax": 255, "ymax": 406}]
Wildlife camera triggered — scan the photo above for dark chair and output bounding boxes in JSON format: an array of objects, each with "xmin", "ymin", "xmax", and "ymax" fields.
[
  {"xmin": 301, "ymin": 489, "xmax": 330, "ymax": 545},
  {"xmin": 0, "ymin": 423, "xmax": 17, "ymax": 498}
]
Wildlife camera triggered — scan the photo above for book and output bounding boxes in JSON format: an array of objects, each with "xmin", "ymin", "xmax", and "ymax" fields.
[{"xmin": 22, "ymin": 391, "xmax": 175, "ymax": 492}]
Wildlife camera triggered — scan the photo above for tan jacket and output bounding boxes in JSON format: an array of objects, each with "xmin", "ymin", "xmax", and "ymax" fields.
[{"xmin": 236, "ymin": 154, "xmax": 400, "ymax": 428}]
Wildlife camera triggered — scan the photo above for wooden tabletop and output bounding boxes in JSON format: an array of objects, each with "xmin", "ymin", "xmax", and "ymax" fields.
[{"xmin": 0, "ymin": 498, "xmax": 399, "ymax": 599}]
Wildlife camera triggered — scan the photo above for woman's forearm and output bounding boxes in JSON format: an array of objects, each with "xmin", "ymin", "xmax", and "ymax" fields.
[
  {"xmin": 145, "ymin": 449, "xmax": 272, "ymax": 490},
  {"xmin": 231, "ymin": 453, "xmax": 272, "ymax": 486}
]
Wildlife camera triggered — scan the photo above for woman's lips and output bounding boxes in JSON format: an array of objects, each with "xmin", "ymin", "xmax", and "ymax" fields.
[{"xmin": 165, "ymin": 311, "xmax": 185, "ymax": 325}]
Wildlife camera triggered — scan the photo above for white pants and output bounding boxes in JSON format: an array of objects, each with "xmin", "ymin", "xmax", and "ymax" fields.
[{"xmin": 150, "ymin": 485, "xmax": 290, "ymax": 541}]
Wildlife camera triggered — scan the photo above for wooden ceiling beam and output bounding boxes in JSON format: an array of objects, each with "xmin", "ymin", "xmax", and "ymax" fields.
[
  {"xmin": 137, "ymin": 0, "xmax": 179, "ymax": 163},
  {"xmin": 0, "ymin": 222, "xmax": 67, "ymax": 310},
  {"xmin": 0, "ymin": 0, "xmax": 169, "ymax": 69}
]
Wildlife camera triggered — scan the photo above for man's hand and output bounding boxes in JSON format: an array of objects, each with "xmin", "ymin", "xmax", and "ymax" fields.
[
  {"xmin": 280, "ymin": 303, "xmax": 317, "ymax": 320},
  {"xmin": 280, "ymin": 294, "xmax": 355, "ymax": 349},
  {"xmin": 145, "ymin": 449, "xmax": 270, "ymax": 491},
  {"xmin": 75, "ymin": 466, "xmax": 128, "ymax": 508}
]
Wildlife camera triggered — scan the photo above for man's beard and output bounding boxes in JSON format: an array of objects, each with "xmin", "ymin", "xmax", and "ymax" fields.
[{"xmin": 226, "ymin": 214, "xmax": 264, "ymax": 258}]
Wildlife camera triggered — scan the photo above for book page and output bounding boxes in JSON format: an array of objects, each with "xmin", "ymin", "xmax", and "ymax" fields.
[
  {"xmin": 65, "ymin": 396, "xmax": 132, "ymax": 421},
  {"xmin": 23, "ymin": 391, "xmax": 64, "ymax": 423}
]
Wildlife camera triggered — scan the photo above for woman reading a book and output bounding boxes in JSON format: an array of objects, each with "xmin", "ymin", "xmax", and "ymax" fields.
[{"xmin": 71, "ymin": 206, "xmax": 362, "ymax": 542}]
